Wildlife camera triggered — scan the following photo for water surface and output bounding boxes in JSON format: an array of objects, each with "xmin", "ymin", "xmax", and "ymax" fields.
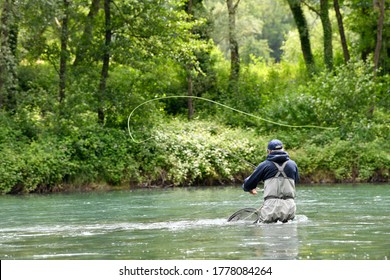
[{"xmin": 0, "ymin": 184, "xmax": 389, "ymax": 260}]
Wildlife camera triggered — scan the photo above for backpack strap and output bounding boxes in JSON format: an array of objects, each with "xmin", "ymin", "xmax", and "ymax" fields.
[{"xmin": 271, "ymin": 161, "xmax": 288, "ymax": 178}]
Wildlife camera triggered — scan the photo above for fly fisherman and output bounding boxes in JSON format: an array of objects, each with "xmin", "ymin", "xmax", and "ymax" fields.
[{"xmin": 242, "ymin": 139, "xmax": 299, "ymax": 223}]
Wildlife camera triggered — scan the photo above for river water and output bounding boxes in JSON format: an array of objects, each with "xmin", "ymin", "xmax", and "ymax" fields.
[{"xmin": 1, "ymin": 184, "xmax": 389, "ymax": 260}]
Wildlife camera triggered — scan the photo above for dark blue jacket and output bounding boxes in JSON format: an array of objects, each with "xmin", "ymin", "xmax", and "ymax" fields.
[{"xmin": 242, "ymin": 151, "xmax": 299, "ymax": 192}]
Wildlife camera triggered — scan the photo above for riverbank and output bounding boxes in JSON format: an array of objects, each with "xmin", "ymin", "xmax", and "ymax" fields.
[
  {"xmin": 17, "ymin": 180, "xmax": 390, "ymax": 196},
  {"xmin": 1, "ymin": 118, "xmax": 389, "ymax": 195},
  {"xmin": 5, "ymin": 166, "xmax": 390, "ymax": 195}
]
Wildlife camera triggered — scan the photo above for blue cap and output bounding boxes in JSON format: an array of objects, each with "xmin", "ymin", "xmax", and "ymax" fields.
[{"xmin": 267, "ymin": 139, "xmax": 283, "ymax": 150}]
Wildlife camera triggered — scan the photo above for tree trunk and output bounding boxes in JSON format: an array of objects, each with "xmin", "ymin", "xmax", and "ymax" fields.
[
  {"xmin": 320, "ymin": 0, "xmax": 333, "ymax": 71},
  {"xmin": 59, "ymin": 0, "xmax": 69, "ymax": 104},
  {"xmin": 373, "ymin": 0, "xmax": 385, "ymax": 74},
  {"xmin": 226, "ymin": 0, "xmax": 240, "ymax": 93},
  {"xmin": 287, "ymin": 0, "xmax": 315, "ymax": 76},
  {"xmin": 0, "ymin": 0, "xmax": 18, "ymax": 112},
  {"xmin": 370, "ymin": 0, "xmax": 385, "ymax": 116},
  {"xmin": 333, "ymin": 0, "xmax": 350, "ymax": 63},
  {"xmin": 98, "ymin": 0, "xmax": 111, "ymax": 124},
  {"xmin": 186, "ymin": 0, "xmax": 194, "ymax": 120},
  {"xmin": 73, "ymin": 0, "xmax": 101, "ymax": 66},
  {"xmin": 187, "ymin": 70, "xmax": 194, "ymax": 120}
]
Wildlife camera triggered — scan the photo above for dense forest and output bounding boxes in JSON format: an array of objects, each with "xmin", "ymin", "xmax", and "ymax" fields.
[{"xmin": 0, "ymin": 0, "xmax": 389, "ymax": 194}]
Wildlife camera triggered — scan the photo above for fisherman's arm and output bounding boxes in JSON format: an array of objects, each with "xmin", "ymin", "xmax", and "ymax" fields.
[
  {"xmin": 291, "ymin": 160, "xmax": 300, "ymax": 184},
  {"xmin": 242, "ymin": 163, "xmax": 266, "ymax": 195}
]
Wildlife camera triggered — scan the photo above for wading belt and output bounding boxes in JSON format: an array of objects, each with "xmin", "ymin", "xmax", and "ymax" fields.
[{"xmin": 264, "ymin": 195, "xmax": 294, "ymax": 200}]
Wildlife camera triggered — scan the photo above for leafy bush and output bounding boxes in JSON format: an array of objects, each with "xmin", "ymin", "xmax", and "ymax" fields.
[
  {"xmin": 131, "ymin": 118, "xmax": 266, "ymax": 186},
  {"xmin": 291, "ymin": 138, "xmax": 390, "ymax": 183},
  {"xmin": 0, "ymin": 138, "xmax": 75, "ymax": 194},
  {"xmin": 67, "ymin": 126, "xmax": 140, "ymax": 186}
]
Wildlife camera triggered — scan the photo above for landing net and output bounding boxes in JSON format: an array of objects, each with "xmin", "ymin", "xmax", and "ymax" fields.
[{"xmin": 227, "ymin": 207, "xmax": 260, "ymax": 222}]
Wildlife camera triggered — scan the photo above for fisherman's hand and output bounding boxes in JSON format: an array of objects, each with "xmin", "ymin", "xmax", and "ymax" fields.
[{"xmin": 249, "ymin": 189, "xmax": 257, "ymax": 195}]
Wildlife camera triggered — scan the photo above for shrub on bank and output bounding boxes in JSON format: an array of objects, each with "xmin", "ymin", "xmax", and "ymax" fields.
[
  {"xmin": 291, "ymin": 138, "xmax": 390, "ymax": 183},
  {"xmin": 1, "ymin": 115, "xmax": 389, "ymax": 194},
  {"xmin": 135, "ymin": 119, "xmax": 266, "ymax": 186}
]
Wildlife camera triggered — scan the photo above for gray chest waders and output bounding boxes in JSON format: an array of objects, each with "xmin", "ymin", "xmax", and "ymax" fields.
[{"xmin": 263, "ymin": 161, "xmax": 296, "ymax": 200}]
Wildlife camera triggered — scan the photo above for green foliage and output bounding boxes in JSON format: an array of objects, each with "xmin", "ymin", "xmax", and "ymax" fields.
[
  {"xmin": 17, "ymin": 64, "xmax": 58, "ymax": 115},
  {"xmin": 0, "ymin": 115, "xmax": 265, "ymax": 193},
  {"xmin": 2, "ymin": 109, "xmax": 388, "ymax": 194},
  {"xmin": 134, "ymin": 118, "xmax": 265, "ymax": 186},
  {"xmin": 0, "ymin": 121, "xmax": 140, "ymax": 193},
  {"xmin": 265, "ymin": 60, "xmax": 389, "ymax": 137},
  {"xmin": 291, "ymin": 139, "xmax": 390, "ymax": 183},
  {"xmin": 66, "ymin": 127, "xmax": 139, "ymax": 186},
  {"xmin": 210, "ymin": 57, "xmax": 304, "ymax": 129},
  {"xmin": 205, "ymin": 0, "xmax": 294, "ymax": 62},
  {"xmin": 0, "ymin": 128, "xmax": 75, "ymax": 194}
]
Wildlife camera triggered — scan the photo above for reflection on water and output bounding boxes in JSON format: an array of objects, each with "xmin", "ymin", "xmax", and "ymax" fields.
[
  {"xmin": 0, "ymin": 184, "xmax": 389, "ymax": 260},
  {"xmin": 241, "ymin": 222, "xmax": 299, "ymax": 260}
]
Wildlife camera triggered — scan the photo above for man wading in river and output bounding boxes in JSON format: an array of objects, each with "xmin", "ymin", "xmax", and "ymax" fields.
[{"xmin": 242, "ymin": 139, "xmax": 299, "ymax": 223}]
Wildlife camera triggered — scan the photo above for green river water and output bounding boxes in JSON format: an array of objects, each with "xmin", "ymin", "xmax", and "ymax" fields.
[{"xmin": 1, "ymin": 184, "xmax": 389, "ymax": 260}]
